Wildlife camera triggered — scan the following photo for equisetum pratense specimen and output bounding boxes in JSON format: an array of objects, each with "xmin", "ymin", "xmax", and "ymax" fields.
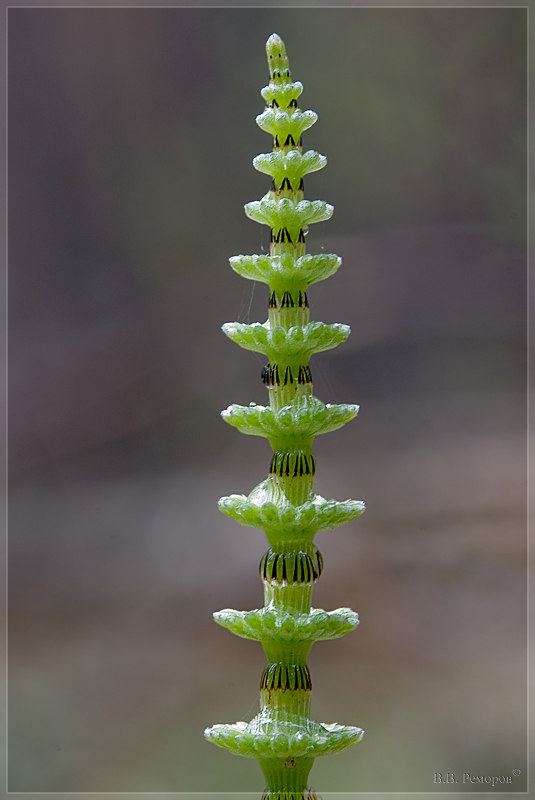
[{"xmin": 205, "ymin": 34, "xmax": 365, "ymax": 799}]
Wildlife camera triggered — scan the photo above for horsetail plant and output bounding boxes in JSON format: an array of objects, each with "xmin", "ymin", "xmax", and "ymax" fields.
[{"xmin": 204, "ymin": 34, "xmax": 365, "ymax": 799}]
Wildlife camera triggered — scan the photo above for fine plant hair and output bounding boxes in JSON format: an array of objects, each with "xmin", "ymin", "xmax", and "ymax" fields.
[{"xmin": 205, "ymin": 34, "xmax": 365, "ymax": 800}]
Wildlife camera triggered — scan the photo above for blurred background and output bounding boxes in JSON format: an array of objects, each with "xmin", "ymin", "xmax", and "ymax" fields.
[{"xmin": 8, "ymin": 6, "xmax": 527, "ymax": 795}]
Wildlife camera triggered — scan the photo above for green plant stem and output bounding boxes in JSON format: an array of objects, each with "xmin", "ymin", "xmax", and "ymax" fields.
[{"xmin": 205, "ymin": 34, "xmax": 365, "ymax": 800}]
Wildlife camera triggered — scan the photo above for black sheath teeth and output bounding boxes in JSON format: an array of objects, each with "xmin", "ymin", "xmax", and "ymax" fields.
[
  {"xmin": 284, "ymin": 134, "xmax": 296, "ymax": 147},
  {"xmin": 288, "ymin": 98, "xmax": 298, "ymax": 108},
  {"xmin": 271, "ymin": 227, "xmax": 293, "ymax": 244},
  {"xmin": 262, "ymin": 362, "xmax": 283, "ymax": 386},
  {"xmin": 297, "ymin": 365, "xmax": 312, "ymax": 384},
  {"xmin": 260, "ymin": 547, "xmax": 323, "ymax": 585},
  {"xmin": 270, "ymin": 290, "xmax": 304, "ymax": 307},
  {"xmin": 263, "ymin": 362, "xmax": 310, "ymax": 388},
  {"xmin": 281, "ymin": 291, "xmax": 295, "ymax": 308},
  {"xmin": 282, "ymin": 227, "xmax": 292, "ymax": 243},
  {"xmin": 297, "ymin": 229, "xmax": 306, "ymax": 243},
  {"xmin": 261, "ymin": 364, "xmax": 269, "ymax": 384},
  {"xmin": 273, "ymin": 176, "xmax": 300, "ymax": 193},
  {"xmin": 260, "ymin": 663, "xmax": 312, "ymax": 692},
  {"xmin": 316, "ymin": 548, "xmax": 324, "ymax": 577},
  {"xmin": 298, "ymin": 291, "xmax": 309, "ymax": 308},
  {"xmin": 269, "ymin": 451, "xmax": 316, "ymax": 477}
]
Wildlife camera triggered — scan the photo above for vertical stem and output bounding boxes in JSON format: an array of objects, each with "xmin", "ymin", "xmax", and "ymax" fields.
[{"xmin": 205, "ymin": 34, "xmax": 365, "ymax": 798}]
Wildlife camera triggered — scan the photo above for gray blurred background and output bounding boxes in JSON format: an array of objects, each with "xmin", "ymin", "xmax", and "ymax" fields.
[{"xmin": 8, "ymin": 6, "xmax": 527, "ymax": 795}]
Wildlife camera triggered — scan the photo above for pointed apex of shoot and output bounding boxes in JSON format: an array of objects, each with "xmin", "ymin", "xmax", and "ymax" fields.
[
  {"xmin": 266, "ymin": 33, "xmax": 291, "ymax": 81},
  {"xmin": 266, "ymin": 33, "xmax": 285, "ymax": 56}
]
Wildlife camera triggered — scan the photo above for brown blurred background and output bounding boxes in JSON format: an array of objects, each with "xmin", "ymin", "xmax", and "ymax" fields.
[{"xmin": 8, "ymin": 6, "xmax": 527, "ymax": 795}]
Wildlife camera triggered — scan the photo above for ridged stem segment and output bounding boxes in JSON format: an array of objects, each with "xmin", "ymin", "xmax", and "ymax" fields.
[{"xmin": 205, "ymin": 34, "xmax": 365, "ymax": 799}]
